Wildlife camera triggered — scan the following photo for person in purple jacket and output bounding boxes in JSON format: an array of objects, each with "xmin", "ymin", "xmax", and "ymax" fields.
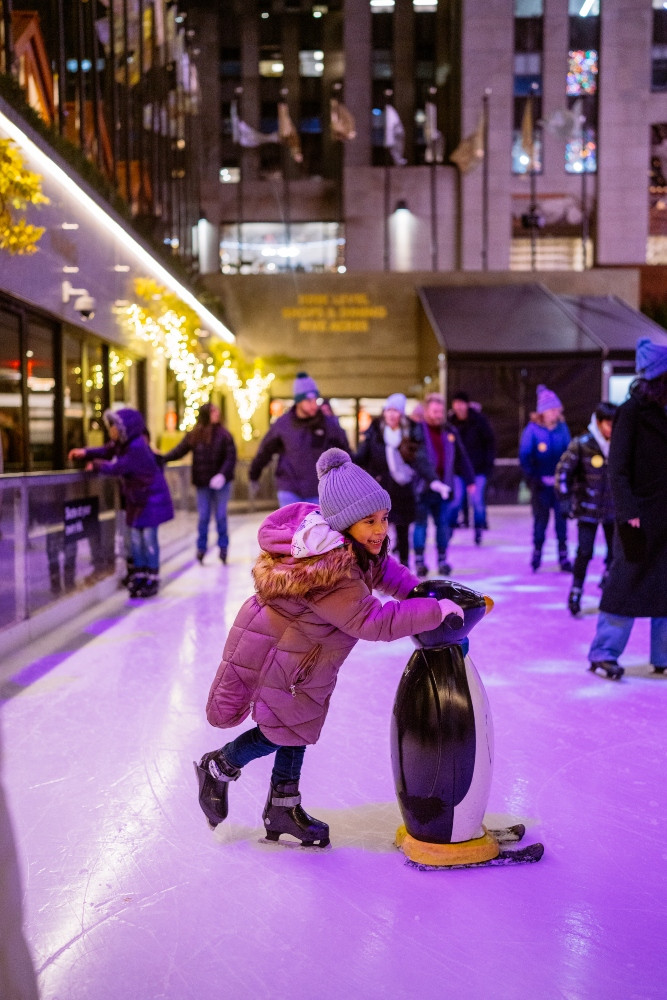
[
  {"xmin": 69, "ymin": 408, "xmax": 173, "ymax": 598},
  {"xmin": 194, "ymin": 448, "xmax": 463, "ymax": 848}
]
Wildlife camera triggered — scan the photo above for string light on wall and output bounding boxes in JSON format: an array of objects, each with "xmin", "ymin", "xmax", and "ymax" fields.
[{"xmin": 215, "ymin": 359, "xmax": 275, "ymax": 442}]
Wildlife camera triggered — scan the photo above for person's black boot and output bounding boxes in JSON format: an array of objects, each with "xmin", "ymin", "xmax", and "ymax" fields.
[
  {"xmin": 652, "ymin": 665, "xmax": 667, "ymax": 675},
  {"xmin": 219, "ymin": 548, "xmax": 227, "ymax": 564},
  {"xmin": 414, "ymin": 553, "xmax": 428, "ymax": 578},
  {"xmin": 559, "ymin": 547, "xmax": 573, "ymax": 572},
  {"xmin": 531, "ymin": 547, "xmax": 541, "ymax": 572},
  {"xmin": 437, "ymin": 552, "xmax": 452, "ymax": 575},
  {"xmin": 262, "ymin": 780, "xmax": 330, "ymax": 848},
  {"xmin": 128, "ymin": 573, "xmax": 147, "ymax": 597},
  {"xmin": 474, "ymin": 528, "xmax": 482, "ymax": 546},
  {"xmin": 589, "ymin": 660, "xmax": 624, "ymax": 680},
  {"xmin": 193, "ymin": 749, "xmax": 241, "ymax": 829},
  {"xmin": 568, "ymin": 586, "xmax": 582, "ymax": 616}
]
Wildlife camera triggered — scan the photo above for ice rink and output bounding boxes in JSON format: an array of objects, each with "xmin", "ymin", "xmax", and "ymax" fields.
[{"xmin": 1, "ymin": 505, "xmax": 665, "ymax": 1000}]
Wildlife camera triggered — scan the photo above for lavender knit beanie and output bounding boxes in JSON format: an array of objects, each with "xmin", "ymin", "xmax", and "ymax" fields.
[
  {"xmin": 536, "ymin": 384, "xmax": 562, "ymax": 414},
  {"xmin": 293, "ymin": 371, "xmax": 319, "ymax": 403},
  {"xmin": 316, "ymin": 449, "xmax": 391, "ymax": 532}
]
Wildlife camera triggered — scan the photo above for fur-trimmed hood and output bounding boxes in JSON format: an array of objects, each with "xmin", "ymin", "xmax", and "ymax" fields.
[{"xmin": 253, "ymin": 502, "xmax": 355, "ymax": 600}]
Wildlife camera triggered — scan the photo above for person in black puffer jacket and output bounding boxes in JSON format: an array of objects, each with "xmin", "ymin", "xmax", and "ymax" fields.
[
  {"xmin": 162, "ymin": 403, "xmax": 237, "ymax": 564},
  {"xmin": 555, "ymin": 401, "xmax": 617, "ymax": 616}
]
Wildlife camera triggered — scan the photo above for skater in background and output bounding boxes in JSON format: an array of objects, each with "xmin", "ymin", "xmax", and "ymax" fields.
[
  {"xmin": 555, "ymin": 401, "xmax": 617, "ymax": 616},
  {"xmin": 161, "ymin": 402, "xmax": 236, "ymax": 564},
  {"xmin": 519, "ymin": 385, "xmax": 572, "ymax": 572},
  {"xmin": 69, "ymin": 408, "xmax": 173, "ymax": 598},
  {"xmin": 412, "ymin": 392, "xmax": 475, "ymax": 577},
  {"xmin": 447, "ymin": 391, "xmax": 496, "ymax": 546},
  {"xmin": 248, "ymin": 372, "xmax": 349, "ymax": 507},
  {"xmin": 196, "ymin": 448, "xmax": 463, "ymax": 846},
  {"xmin": 354, "ymin": 392, "xmax": 430, "ymax": 567},
  {"xmin": 587, "ymin": 338, "xmax": 667, "ymax": 679}
]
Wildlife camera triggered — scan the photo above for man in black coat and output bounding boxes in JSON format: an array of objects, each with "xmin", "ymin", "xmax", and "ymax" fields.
[
  {"xmin": 587, "ymin": 338, "xmax": 667, "ymax": 679},
  {"xmin": 249, "ymin": 372, "xmax": 350, "ymax": 506},
  {"xmin": 447, "ymin": 391, "xmax": 495, "ymax": 545}
]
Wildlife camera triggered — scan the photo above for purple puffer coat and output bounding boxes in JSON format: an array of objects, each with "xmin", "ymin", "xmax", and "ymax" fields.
[
  {"xmin": 206, "ymin": 503, "xmax": 443, "ymax": 746},
  {"xmin": 85, "ymin": 408, "xmax": 174, "ymax": 528}
]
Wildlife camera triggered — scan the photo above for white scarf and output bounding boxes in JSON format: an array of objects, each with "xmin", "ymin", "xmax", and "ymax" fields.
[
  {"xmin": 291, "ymin": 510, "xmax": 345, "ymax": 558},
  {"xmin": 588, "ymin": 414, "xmax": 610, "ymax": 459},
  {"xmin": 383, "ymin": 425, "xmax": 414, "ymax": 485}
]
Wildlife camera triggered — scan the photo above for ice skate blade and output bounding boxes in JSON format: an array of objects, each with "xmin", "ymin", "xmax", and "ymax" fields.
[
  {"xmin": 258, "ymin": 835, "xmax": 331, "ymax": 851},
  {"xmin": 405, "ymin": 842, "xmax": 544, "ymax": 871}
]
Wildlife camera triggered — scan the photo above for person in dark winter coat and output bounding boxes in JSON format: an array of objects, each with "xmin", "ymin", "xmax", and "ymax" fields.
[
  {"xmin": 519, "ymin": 385, "xmax": 572, "ymax": 572},
  {"xmin": 354, "ymin": 392, "xmax": 431, "ymax": 567},
  {"xmin": 447, "ymin": 391, "xmax": 496, "ymax": 545},
  {"xmin": 68, "ymin": 408, "xmax": 173, "ymax": 598},
  {"xmin": 555, "ymin": 401, "xmax": 617, "ymax": 616},
  {"xmin": 248, "ymin": 372, "xmax": 349, "ymax": 506},
  {"xmin": 161, "ymin": 403, "xmax": 236, "ymax": 564},
  {"xmin": 195, "ymin": 449, "xmax": 463, "ymax": 846},
  {"xmin": 413, "ymin": 392, "xmax": 475, "ymax": 577},
  {"xmin": 587, "ymin": 338, "xmax": 667, "ymax": 679}
]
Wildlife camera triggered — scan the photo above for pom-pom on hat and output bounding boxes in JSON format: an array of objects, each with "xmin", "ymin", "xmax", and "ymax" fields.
[
  {"xmin": 316, "ymin": 448, "xmax": 391, "ymax": 532},
  {"xmin": 536, "ymin": 384, "xmax": 562, "ymax": 414},
  {"xmin": 384, "ymin": 392, "xmax": 406, "ymax": 414},
  {"xmin": 293, "ymin": 371, "xmax": 319, "ymax": 403},
  {"xmin": 635, "ymin": 337, "xmax": 667, "ymax": 380}
]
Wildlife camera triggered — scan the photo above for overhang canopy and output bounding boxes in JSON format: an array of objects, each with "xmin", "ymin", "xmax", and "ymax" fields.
[{"xmin": 418, "ymin": 283, "xmax": 667, "ymax": 357}]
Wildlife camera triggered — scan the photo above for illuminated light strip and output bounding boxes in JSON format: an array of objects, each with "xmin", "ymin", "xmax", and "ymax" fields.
[
  {"xmin": 0, "ymin": 106, "xmax": 235, "ymax": 344},
  {"xmin": 579, "ymin": 0, "xmax": 596, "ymax": 15}
]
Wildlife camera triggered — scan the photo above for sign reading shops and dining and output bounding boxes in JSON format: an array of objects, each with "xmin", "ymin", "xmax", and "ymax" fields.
[
  {"xmin": 281, "ymin": 293, "xmax": 388, "ymax": 334},
  {"xmin": 63, "ymin": 496, "xmax": 99, "ymax": 542}
]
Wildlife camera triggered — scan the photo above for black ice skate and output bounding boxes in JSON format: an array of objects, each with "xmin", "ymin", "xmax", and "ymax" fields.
[
  {"xmin": 193, "ymin": 749, "xmax": 241, "ymax": 829},
  {"xmin": 261, "ymin": 780, "xmax": 330, "ymax": 849},
  {"xmin": 531, "ymin": 547, "xmax": 541, "ymax": 571},
  {"xmin": 568, "ymin": 586, "xmax": 582, "ymax": 617},
  {"xmin": 589, "ymin": 660, "xmax": 624, "ymax": 680}
]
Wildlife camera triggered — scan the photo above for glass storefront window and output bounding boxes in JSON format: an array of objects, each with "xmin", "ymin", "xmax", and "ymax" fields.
[
  {"xmin": 64, "ymin": 333, "xmax": 85, "ymax": 453},
  {"xmin": 26, "ymin": 319, "xmax": 55, "ymax": 470},
  {"xmin": 85, "ymin": 342, "xmax": 107, "ymax": 446},
  {"xmin": 109, "ymin": 348, "xmax": 138, "ymax": 408},
  {"xmin": 220, "ymin": 221, "xmax": 343, "ymax": 273},
  {"xmin": 0, "ymin": 308, "xmax": 24, "ymax": 472}
]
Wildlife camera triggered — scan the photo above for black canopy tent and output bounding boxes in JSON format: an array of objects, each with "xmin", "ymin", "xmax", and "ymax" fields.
[{"xmin": 417, "ymin": 283, "xmax": 667, "ymax": 502}]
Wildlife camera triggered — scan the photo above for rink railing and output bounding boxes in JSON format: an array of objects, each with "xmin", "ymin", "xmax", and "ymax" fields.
[{"xmin": 0, "ymin": 462, "xmax": 276, "ymax": 643}]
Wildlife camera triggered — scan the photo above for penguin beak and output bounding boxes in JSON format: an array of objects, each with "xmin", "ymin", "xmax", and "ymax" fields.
[{"xmin": 483, "ymin": 596, "xmax": 494, "ymax": 615}]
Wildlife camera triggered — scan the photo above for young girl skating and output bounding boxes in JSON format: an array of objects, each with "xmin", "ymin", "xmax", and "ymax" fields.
[{"xmin": 195, "ymin": 448, "xmax": 463, "ymax": 848}]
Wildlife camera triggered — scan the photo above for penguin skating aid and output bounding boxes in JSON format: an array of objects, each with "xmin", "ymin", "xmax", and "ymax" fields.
[{"xmin": 391, "ymin": 580, "xmax": 544, "ymax": 870}]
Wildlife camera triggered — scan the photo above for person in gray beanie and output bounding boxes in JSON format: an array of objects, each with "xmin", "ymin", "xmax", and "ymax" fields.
[
  {"xmin": 586, "ymin": 337, "xmax": 667, "ymax": 679},
  {"xmin": 248, "ymin": 371, "xmax": 350, "ymax": 506},
  {"xmin": 195, "ymin": 446, "xmax": 464, "ymax": 846}
]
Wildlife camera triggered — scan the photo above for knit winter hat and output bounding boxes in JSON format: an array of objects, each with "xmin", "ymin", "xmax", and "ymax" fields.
[
  {"xmin": 384, "ymin": 392, "xmax": 406, "ymax": 414},
  {"xmin": 536, "ymin": 384, "xmax": 562, "ymax": 414},
  {"xmin": 635, "ymin": 337, "xmax": 667, "ymax": 380},
  {"xmin": 316, "ymin": 448, "xmax": 391, "ymax": 532},
  {"xmin": 293, "ymin": 371, "xmax": 319, "ymax": 403}
]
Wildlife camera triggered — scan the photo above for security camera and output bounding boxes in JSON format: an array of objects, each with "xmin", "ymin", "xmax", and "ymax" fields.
[{"xmin": 74, "ymin": 294, "xmax": 96, "ymax": 319}]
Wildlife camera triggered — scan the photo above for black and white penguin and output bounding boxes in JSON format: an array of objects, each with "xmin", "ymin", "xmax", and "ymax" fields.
[{"xmin": 391, "ymin": 579, "xmax": 497, "ymax": 866}]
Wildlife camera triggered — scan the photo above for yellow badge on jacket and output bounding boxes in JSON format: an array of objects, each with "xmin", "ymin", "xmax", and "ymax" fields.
[
  {"xmin": 591, "ymin": 454, "xmax": 604, "ymax": 468},
  {"xmin": 538, "ymin": 442, "xmax": 547, "ymax": 452}
]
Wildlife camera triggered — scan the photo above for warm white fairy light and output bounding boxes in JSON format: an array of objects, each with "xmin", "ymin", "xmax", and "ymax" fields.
[
  {"xmin": 125, "ymin": 303, "xmax": 274, "ymax": 435},
  {"xmin": 215, "ymin": 362, "xmax": 275, "ymax": 441}
]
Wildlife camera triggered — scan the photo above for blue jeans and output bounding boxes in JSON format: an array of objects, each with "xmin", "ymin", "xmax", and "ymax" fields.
[
  {"xmin": 449, "ymin": 474, "xmax": 487, "ymax": 530},
  {"xmin": 277, "ymin": 490, "xmax": 319, "ymax": 508},
  {"xmin": 196, "ymin": 482, "xmax": 232, "ymax": 553},
  {"xmin": 531, "ymin": 484, "xmax": 567, "ymax": 551},
  {"xmin": 221, "ymin": 726, "xmax": 306, "ymax": 784},
  {"xmin": 589, "ymin": 612, "xmax": 667, "ymax": 667},
  {"xmin": 413, "ymin": 488, "xmax": 451, "ymax": 557},
  {"xmin": 130, "ymin": 525, "xmax": 159, "ymax": 572}
]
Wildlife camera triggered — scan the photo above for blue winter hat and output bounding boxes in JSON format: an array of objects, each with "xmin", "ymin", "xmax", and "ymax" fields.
[
  {"xmin": 316, "ymin": 448, "xmax": 391, "ymax": 532},
  {"xmin": 293, "ymin": 371, "xmax": 319, "ymax": 403},
  {"xmin": 635, "ymin": 337, "xmax": 667, "ymax": 380},
  {"xmin": 536, "ymin": 384, "xmax": 562, "ymax": 414}
]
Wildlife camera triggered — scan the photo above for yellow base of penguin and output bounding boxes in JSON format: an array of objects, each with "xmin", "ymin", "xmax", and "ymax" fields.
[{"xmin": 395, "ymin": 825, "xmax": 500, "ymax": 866}]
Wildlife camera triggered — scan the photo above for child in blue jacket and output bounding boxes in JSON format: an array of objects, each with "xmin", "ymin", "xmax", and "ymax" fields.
[{"xmin": 519, "ymin": 385, "xmax": 571, "ymax": 572}]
